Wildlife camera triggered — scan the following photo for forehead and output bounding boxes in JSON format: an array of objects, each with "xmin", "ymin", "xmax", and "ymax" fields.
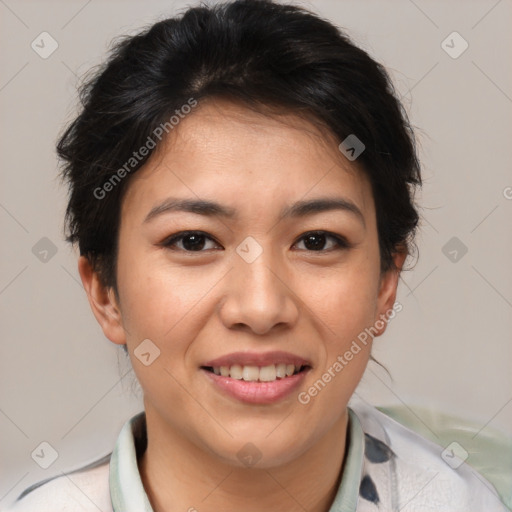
[{"xmin": 121, "ymin": 99, "xmax": 374, "ymax": 223}]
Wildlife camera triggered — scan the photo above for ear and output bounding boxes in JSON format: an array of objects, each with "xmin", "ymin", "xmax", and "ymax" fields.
[
  {"xmin": 77, "ymin": 255, "xmax": 127, "ymax": 346},
  {"xmin": 373, "ymin": 250, "xmax": 407, "ymax": 337}
]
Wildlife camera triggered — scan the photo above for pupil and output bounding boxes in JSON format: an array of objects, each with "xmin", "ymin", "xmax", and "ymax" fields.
[
  {"xmin": 304, "ymin": 233, "xmax": 325, "ymax": 251},
  {"xmin": 183, "ymin": 234, "xmax": 205, "ymax": 251}
]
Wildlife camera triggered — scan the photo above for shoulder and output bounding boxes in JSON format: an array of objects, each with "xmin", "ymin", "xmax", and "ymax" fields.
[
  {"xmin": 2, "ymin": 454, "xmax": 112, "ymax": 512},
  {"xmin": 349, "ymin": 399, "xmax": 509, "ymax": 512}
]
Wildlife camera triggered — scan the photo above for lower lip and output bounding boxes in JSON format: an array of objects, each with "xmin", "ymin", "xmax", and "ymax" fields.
[{"xmin": 201, "ymin": 368, "xmax": 309, "ymax": 404}]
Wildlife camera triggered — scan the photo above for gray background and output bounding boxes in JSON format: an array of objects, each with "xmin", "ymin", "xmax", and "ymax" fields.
[{"xmin": 1, "ymin": 0, "xmax": 511, "ymax": 505}]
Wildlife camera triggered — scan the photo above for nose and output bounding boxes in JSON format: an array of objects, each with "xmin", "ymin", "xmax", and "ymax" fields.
[{"xmin": 217, "ymin": 246, "xmax": 300, "ymax": 336}]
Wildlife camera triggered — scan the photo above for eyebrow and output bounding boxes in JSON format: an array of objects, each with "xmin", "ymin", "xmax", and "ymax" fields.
[{"xmin": 143, "ymin": 196, "xmax": 365, "ymax": 227}]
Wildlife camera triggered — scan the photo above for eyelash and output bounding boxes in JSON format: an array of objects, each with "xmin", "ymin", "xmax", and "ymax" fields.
[{"xmin": 161, "ymin": 230, "xmax": 351, "ymax": 253}]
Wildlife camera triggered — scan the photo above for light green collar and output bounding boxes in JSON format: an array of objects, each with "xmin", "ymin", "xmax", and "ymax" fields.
[
  {"xmin": 328, "ymin": 408, "xmax": 364, "ymax": 511},
  {"xmin": 109, "ymin": 408, "xmax": 363, "ymax": 512}
]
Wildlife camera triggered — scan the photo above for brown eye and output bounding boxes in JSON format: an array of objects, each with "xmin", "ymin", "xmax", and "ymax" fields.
[
  {"xmin": 161, "ymin": 230, "xmax": 350, "ymax": 253},
  {"xmin": 294, "ymin": 231, "xmax": 349, "ymax": 252},
  {"xmin": 162, "ymin": 231, "xmax": 220, "ymax": 252}
]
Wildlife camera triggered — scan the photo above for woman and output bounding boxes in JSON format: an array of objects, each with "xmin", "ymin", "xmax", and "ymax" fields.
[{"xmin": 5, "ymin": 0, "xmax": 508, "ymax": 510}]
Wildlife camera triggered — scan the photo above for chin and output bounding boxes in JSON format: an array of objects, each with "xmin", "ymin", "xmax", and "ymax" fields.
[{"xmin": 207, "ymin": 428, "xmax": 314, "ymax": 470}]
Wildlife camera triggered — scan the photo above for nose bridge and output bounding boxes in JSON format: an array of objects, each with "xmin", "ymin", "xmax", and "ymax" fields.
[
  {"xmin": 218, "ymin": 236, "xmax": 298, "ymax": 334},
  {"xmin": 236, "ymin": 237, "xmax": 285, "ymax": 306},
  {"xmin": 239, "ymin": 245, "xmax": 280, "ymax": 296}
]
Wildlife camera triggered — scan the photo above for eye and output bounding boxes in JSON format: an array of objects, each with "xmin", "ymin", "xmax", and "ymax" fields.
[
  {"xmin": 293, "ymin": 231, "xmax": 350, "ymax": 252},
  {"xmin": 161, "ymin": 231, "xmax": 221, "ymax": 252},
  {"xmin": 161, "ymin": 230, "xmax": 350, "ymax": 253}
]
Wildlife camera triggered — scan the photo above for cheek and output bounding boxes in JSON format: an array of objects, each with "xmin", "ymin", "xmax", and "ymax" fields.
[
  {"xmin": 115, "ymin": 241, "xmax": 226, "ymax": 405},
  {"xmin": 116, "ymin": 258, "xmax": 206, "ymax": 407},
  {"xmin": 302, "ymin": 260, "xmax": 380, "ymax": 339},
  {"xmin": 115, "ymin": 246, "xmax": 188, "ymax": 343},
  {"xmin": 296, "ymin": 265, "xmax": 378, "ymax": 426},
  {"xmin": 116, "ymin": 250, "xmax": 223, "ymax": 359}
]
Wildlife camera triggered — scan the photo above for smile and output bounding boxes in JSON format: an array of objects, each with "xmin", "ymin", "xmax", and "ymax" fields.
[{"xmin": 202, "ymin": 363, "xmax": 308, "ymax": 382}]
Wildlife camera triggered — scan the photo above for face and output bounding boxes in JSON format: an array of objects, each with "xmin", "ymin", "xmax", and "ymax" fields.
[{"xmin": 80, "ymin": 99, "xmax": 402, "ymax": 468}]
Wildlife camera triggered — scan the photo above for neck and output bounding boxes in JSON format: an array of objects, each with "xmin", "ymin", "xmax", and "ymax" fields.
[{"xmin": 139, "ymin": 408, "xmax": 349, "ymax": 512}]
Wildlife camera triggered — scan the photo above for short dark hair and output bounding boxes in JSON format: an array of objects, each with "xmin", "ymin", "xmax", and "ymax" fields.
[{"xmin": 57, "ymin": 0, "xmax": 421, "ymax": 297}]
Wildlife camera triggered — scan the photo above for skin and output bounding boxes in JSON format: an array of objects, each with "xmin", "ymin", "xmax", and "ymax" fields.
[{"xmin": 78, "ymin": 98, "xmax": 406, "ymax": 512}]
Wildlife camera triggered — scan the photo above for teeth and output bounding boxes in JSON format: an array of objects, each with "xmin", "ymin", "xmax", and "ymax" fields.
[
  {"xmin": 210, "ymin": 363, "xmax": 304, "ymax": 382},
  {"xmin": 259, "ymin": 364, "xmax": 277, "ymax": 382},
  {"xmin": 242, "ymin": 365, "xmax": 260, "ymax": 382},
  {"xmin": 276, "ymin": 363, "xmax": 287, "ymax": 378},
  {"xmin": 230, "ymin": 364, "xmax": 243, "ymax": 380}
]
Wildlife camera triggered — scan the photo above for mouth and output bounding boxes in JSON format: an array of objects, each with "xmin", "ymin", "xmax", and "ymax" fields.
[
  {"xmin": 201, "ymin": 363, "xmax": 311, "ymax": 382},
  {"xmin": 200, "ymin": 352, "xmax": 312, "ymax": 404}
]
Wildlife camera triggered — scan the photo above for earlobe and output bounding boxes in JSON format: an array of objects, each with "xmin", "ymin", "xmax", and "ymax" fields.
[
  {"xmin": 77, "ymin": 256, "xmax": 127, "ymax": 346},
  {"xmin": 374, "ymin": 250, "xmax": 407, "ymax": 336}
]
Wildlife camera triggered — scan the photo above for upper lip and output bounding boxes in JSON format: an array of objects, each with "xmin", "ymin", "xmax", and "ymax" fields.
[{"xmin": 202, "ymin": 351, "xmax": 312, "ymax": 368}]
